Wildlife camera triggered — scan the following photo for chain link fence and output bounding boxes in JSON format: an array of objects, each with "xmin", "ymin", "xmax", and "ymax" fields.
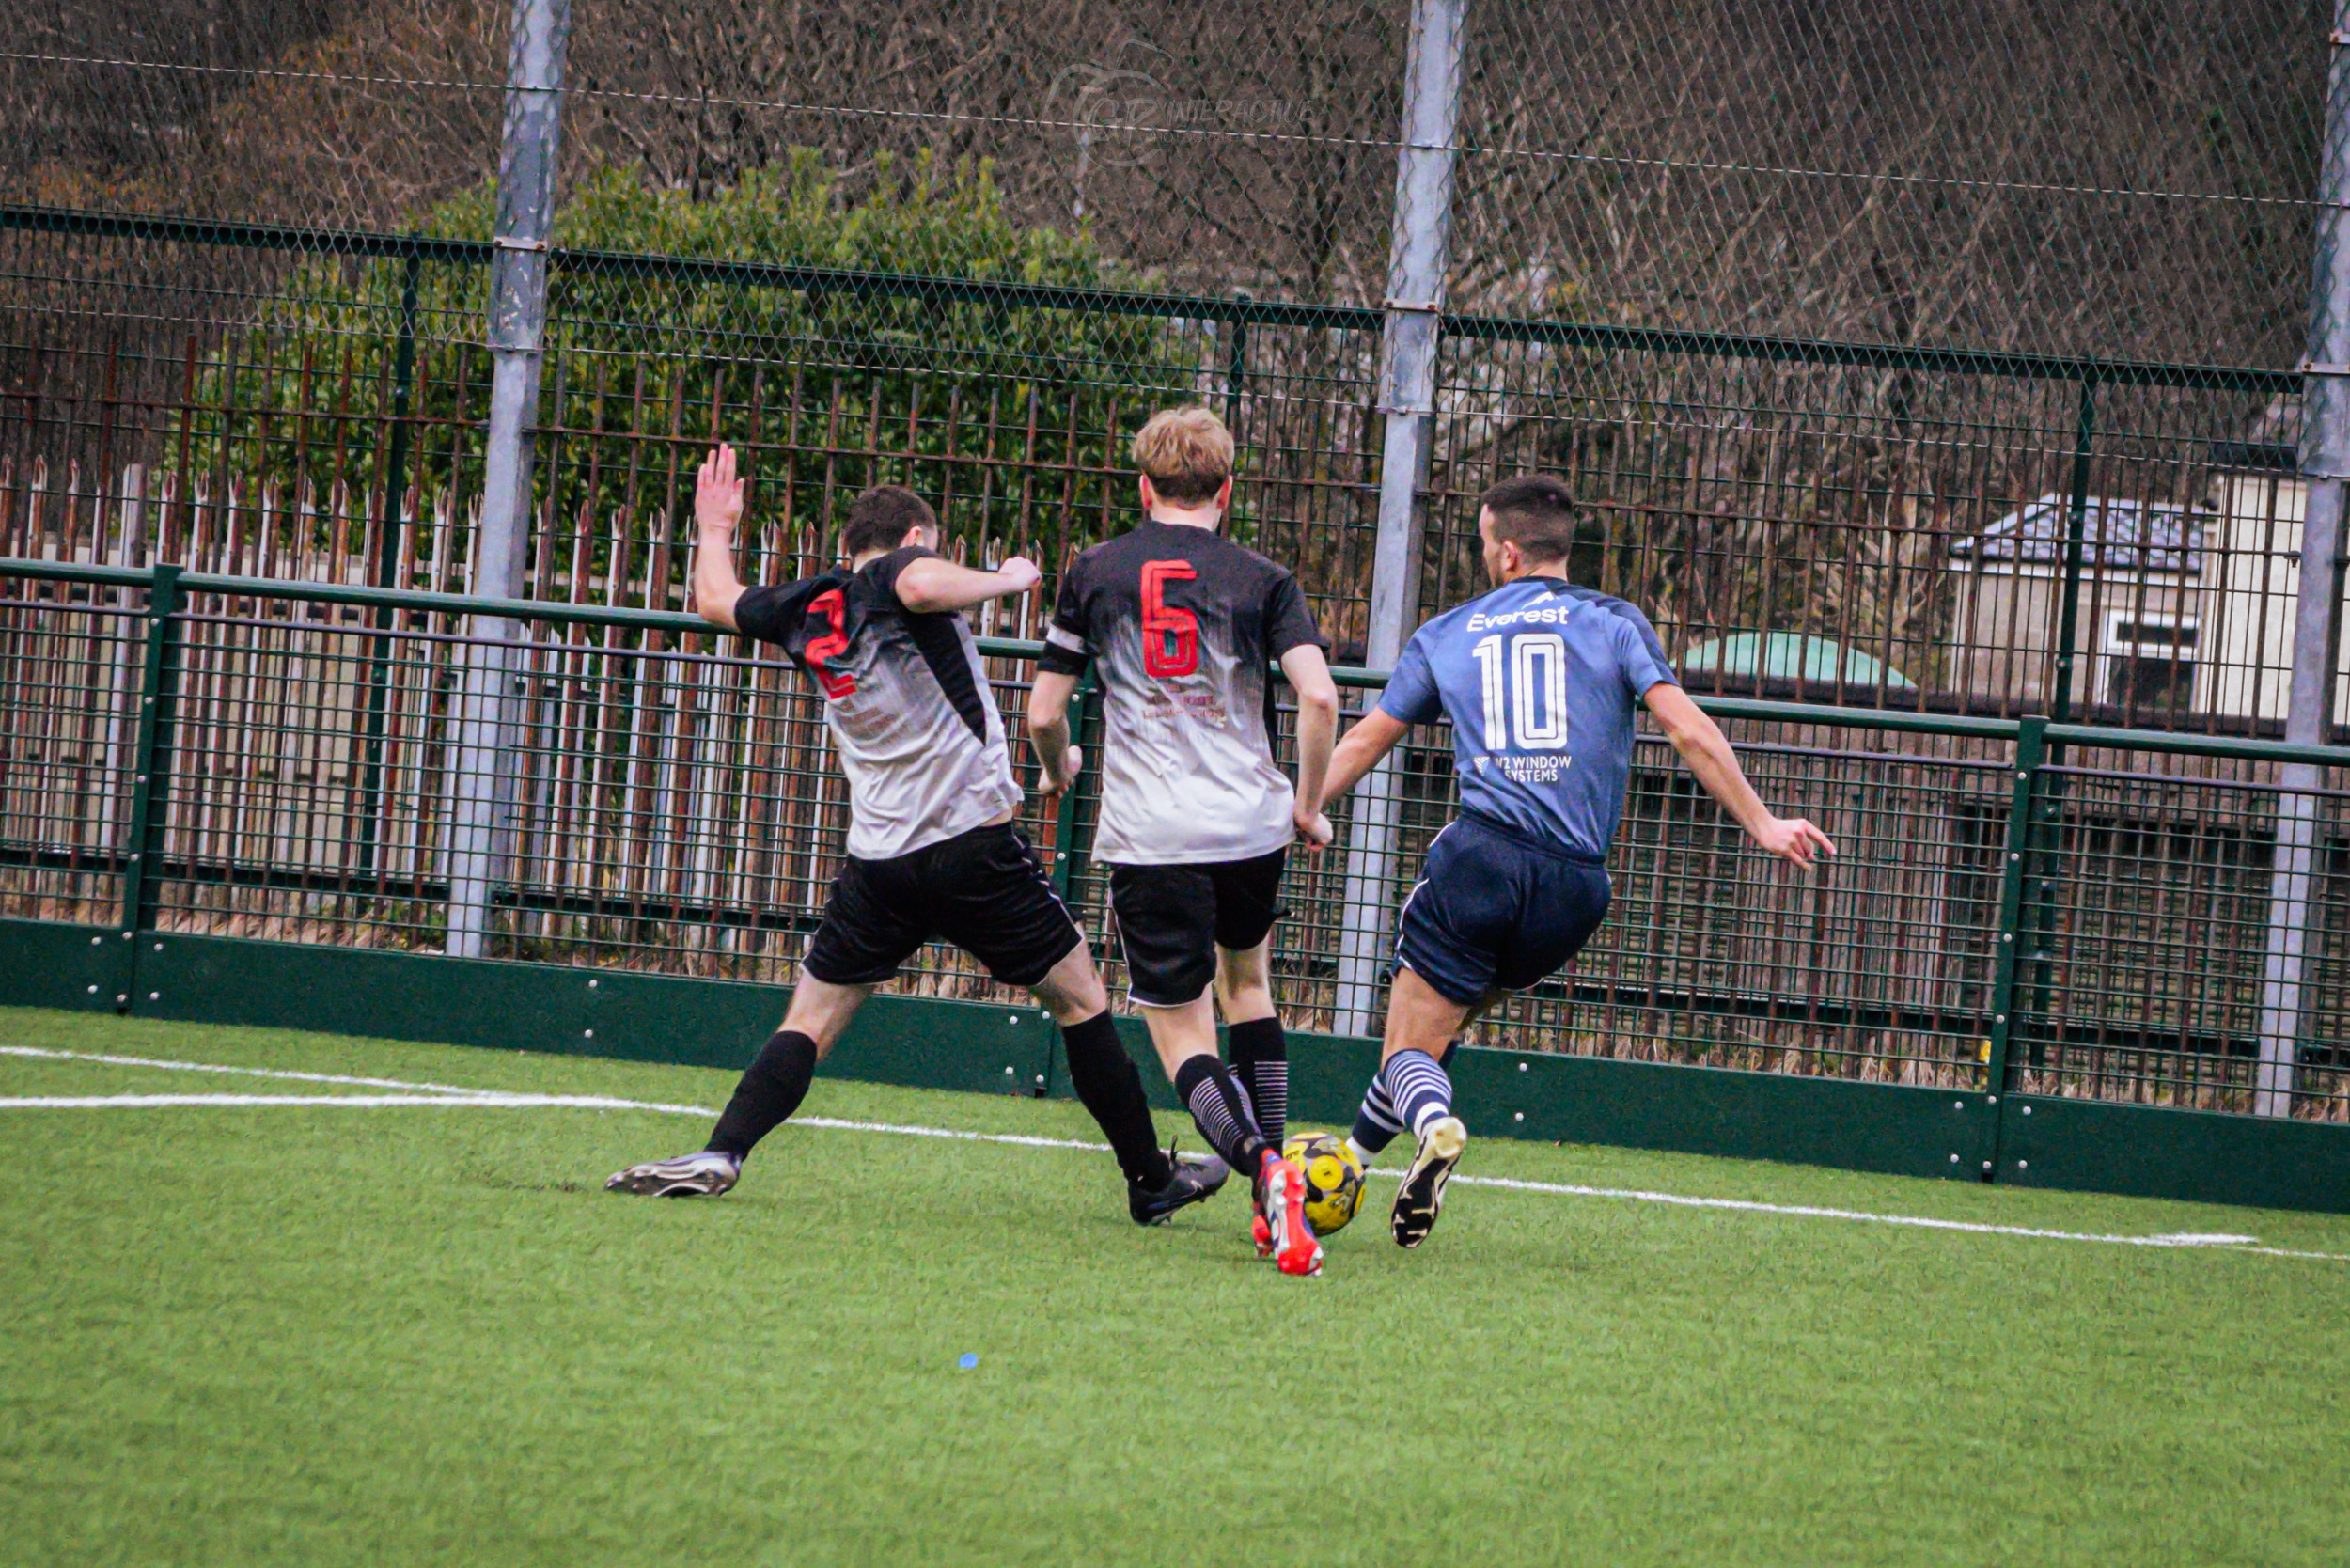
[{"xmin": 1, "ymin": 1, "xmax": 2345, "ymax": 1110}]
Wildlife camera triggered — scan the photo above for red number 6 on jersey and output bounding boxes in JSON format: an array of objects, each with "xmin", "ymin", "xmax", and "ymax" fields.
[{"xmin": 1139, "ymin": 559, "xmax": 1199, "ymax": 678}]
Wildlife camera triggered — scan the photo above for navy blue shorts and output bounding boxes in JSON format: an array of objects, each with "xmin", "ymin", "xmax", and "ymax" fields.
[{"xmin": 1394, "ymin": 813, "xmax": 1611, "ymax": 1005}]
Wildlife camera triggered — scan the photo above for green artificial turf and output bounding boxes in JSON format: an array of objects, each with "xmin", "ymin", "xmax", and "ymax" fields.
[{"xmin": 1, "ymin": 1007, "xmax": 2346, "ymax": 1567}]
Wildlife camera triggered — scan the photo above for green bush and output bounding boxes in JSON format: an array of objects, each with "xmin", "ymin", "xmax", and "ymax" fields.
[{"xmin": 185, "ymin": 152, "xmax": 1196, "ymax": 586}]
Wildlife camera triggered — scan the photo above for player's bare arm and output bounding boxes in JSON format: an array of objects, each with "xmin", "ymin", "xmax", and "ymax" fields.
[
  {"xmin": 690, "ymin": 443, "xmax": 749, "ymax": 632},
  {"xmin": 893, "ymin": 553, "xmax": 1042, "ymax": 614},
  {"xmin": 1642, "ymin": 682, "xmax": 1838, "ymax": 870},
  {"xmin": 1279, "ymin": 643, "xmax": 1340, "ymax": 850},
  {"xmin": 1319, "ymin": 707, "xmax": 1410, "ymax": 810},
  {"xmin": 1026, "ymin": 669, "xmax": 1082, "ymax": 798}
]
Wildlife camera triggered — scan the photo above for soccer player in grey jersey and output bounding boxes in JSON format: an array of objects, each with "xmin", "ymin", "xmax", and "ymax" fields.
[
  {"xmin": 1028, "ymin": 407, "xmax": 1340, "ymax": 1276},
  {"xmin": 608, "ymin": 447, "xmax": 1226, "ymax": 1225}
]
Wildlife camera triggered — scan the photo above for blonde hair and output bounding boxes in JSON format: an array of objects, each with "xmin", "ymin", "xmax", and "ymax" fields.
[{"xmin": 1131, "ymin": 406, "xmax": 1234, "ymax": 507}]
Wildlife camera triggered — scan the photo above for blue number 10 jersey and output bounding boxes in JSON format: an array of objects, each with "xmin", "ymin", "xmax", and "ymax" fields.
[{"xmin": 1377, "ymin": 576, "xmax": 1679, "ymax": 860}]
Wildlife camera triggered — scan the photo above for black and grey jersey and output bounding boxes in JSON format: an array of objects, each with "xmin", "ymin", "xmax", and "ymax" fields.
[
  {"xmin": 734, "ymin": 546, "xmax": 1021, "ymax": 861},
  {"xmin": 1041, "ymin": 520, "xmax": 1327, "ymax": 865}
]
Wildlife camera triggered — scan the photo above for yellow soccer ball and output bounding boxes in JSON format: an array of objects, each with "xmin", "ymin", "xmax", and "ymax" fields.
[{"xmin": 1282, "ymin": 1131, "xmax": 1366, "ymax": 1235}]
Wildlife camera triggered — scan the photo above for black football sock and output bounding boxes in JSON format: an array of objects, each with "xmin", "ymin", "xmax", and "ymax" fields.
[
  {"xmin": 706, "ymin": 1029, "xmax": 819, "ymax": 1159},
  {"xmin": 1173, "ymin": 1053, "xmax": 1273, "ymax": 1175},
  {"xmin": 1225, "ymin": 1016, "xmax": 1289, "ymax": 1151},
  {"xmin": 1060, "ymin": 1011, "xmax": 1175, "ymax": 1189}
]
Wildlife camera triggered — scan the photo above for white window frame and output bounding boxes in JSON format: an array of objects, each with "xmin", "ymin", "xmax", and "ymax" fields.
[{"xmin": 2095, "ymin": 609, "xmax": 2201, "ymax": 712}]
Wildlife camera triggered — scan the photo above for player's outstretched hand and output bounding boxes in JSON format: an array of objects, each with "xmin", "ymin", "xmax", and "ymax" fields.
[
  {"xmin": 696, "ymin": 444, "xmax": 744, "ymax": 538},
  {"xmin": 1294, "ymin": 808, "xmax": 1334, "ymax": 853},
  {"xmin": 995, "ymin": 556, "xmax": 1042, "ymax": 595},
  {"xmin": 1753, "ymin": 815, "xmax": 1837, "ymax": 870}
]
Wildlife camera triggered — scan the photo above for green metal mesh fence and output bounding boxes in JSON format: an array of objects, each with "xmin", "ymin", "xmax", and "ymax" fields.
[
  {"xmin": 1451, "ymin": 0, "xmax": 2319, "ymax": 363},
  {"xmin": 3, "ymin": 218, "xmax": 2334, "ymax": 733},
  {"xmin": 0, "ymin": 581, "xmax": 137, "ymax": 925},
  {"xmin": 2, "ymin": 566, "xmax": 2344, "ymax": 1116},
  {"xmin": 0, "ymin": 3, "xmax": 2345, "ymax": 1120}
]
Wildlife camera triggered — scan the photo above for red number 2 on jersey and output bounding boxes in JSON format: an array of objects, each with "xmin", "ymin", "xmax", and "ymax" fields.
[
  {"xmin": 1140, "ymin": 559, "xmax": 1199, "ymax": 678},
  {"xmin": 804, "ymin": 588, "xmax": 858, "ymax": 698}
]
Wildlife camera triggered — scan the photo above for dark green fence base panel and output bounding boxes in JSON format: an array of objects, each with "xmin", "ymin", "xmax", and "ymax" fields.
[
  {"xmin": 1441, "ymin": 1049, "xmax": 2000, "ymax": 1183},
  {"xmin": 118, "ymin": 931, "xmax": 1058, "ymax": 1093},
  {"xmin": 0, "ymin": 918, "xmax": 133, "ymax": 1014},
  {"xmin": 6, "ymin": 919, "xmax": 2350, "ymax": 1213},
  {"xmin": 2000, "ymin": 1094, "xmax": 2350, "ymax": 1214},
  {"xmin": 138, "ymin": 933, "xmax": 594, "ymax": 1055},
  {"xmin": 575, "ymin": 966, "xmax": 1058, "ymax": 1096},
  {"xmin": 1051, "ymin": 1020, "xmax": 1992, "ymax": 1182},
  {"xmin": 1039, "ymin": 1021, "xmax": 1388, "ymax": 1123},
  {"xmin": 1279, "ymin": 1029, "xmax": 1388, "ymax": 1133}
]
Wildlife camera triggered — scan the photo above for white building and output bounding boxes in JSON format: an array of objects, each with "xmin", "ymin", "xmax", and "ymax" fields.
[{"xmin": 1948, "ymin": 444, "xmax": 2347, "ymax": 726}]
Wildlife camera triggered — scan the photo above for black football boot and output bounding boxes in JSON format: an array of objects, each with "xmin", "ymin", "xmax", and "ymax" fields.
[{"xmin": 1128, "ymin": 1146, "xmax": 1231, "ymax": 1225}]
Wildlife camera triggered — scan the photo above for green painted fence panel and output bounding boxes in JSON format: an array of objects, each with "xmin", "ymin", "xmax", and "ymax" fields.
[
  {"xmin": 118, "ymin": 930, "xmax": 1061, "ymax": 1098},
  {"xmin": 1444, "ymin": 1047, "xmax": 2000, "ymax": 1183},
  {"xmin": 7, "ymin": 918, "xmax": 2350, "ymax": 1211},
  {"xmin": 1998, "ymin": 1094, "xmax": 2350, "ymax": 1214},
  {"xmin": 0, "ymin": 918, "xmax": 132, "ymax": 1014}
]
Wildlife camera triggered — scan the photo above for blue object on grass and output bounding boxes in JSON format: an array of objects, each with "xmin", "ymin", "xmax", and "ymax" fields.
[{"xmin": 959, "ymin": 1353, "xmax": 979, "ymax": 1370}]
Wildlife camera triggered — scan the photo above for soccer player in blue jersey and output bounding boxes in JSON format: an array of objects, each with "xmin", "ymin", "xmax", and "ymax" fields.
[{"xmin": 1320, "ymin": 474, "xmax": 1837, "ymax": 1247}]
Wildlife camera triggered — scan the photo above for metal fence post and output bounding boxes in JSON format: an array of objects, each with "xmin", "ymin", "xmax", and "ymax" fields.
[
  {"xmin": 116, "ymin": 564, "xmax": 182, "ymax": 1005},
  {"xmin": 1048, "ymin": 674, "xmax": 1095, "ymax": 906},
  {"xmin": 446, "ymin": 0, "xmax": 569, "ymax": 958},
  {"xmin": 2047, "ymin": 377, "xmax": 2097, "ymax": 729},
  {"xmin": 355, "ymin": 245, "xmax": 422, "ymax": 876},
  {"xmin": 1222, "ymin": 301, "xmax": 1250, "ymax": 436},
  {"xmin": 2256, "ymin": 5, "xmax": 2350, "ymax": 1117},
  {"xmin": 1335, "ymin": 0, "xmax": 1465, "ymax": 1035},
  {"xmin": 1983, "ymin": 714, "xmax": 2047, "ymax": 1110}
]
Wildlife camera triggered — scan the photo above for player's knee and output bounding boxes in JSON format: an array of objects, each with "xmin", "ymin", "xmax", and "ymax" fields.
[
  {"xmin": 1034, "ymin": 973, "xmax": 1108, "ymax": 1025},
  {"xmin": 1032, "ymin": 942, "xmax": 1108, "ymax": 1022},
  {"xmin": 1213, "ymin": 946, "xmax": 1273, "ymax": 1011}
]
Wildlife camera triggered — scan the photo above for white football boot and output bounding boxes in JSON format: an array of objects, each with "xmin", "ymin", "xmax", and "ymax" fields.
[
  {"xmin": 1389, "ymin": 1115, "xmax": 1466, "ymax": 1247},
  {"xmin": 604, "ymin": 1151, "xmax": 741, "ymax": 1197}
]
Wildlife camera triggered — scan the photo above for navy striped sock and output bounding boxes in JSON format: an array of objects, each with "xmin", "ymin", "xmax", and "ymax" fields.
[
  {"xmin": 1173, "ymin": 1054, "xmax": 1272, "ymax": 1173},
  {"xmin": 1379, "ymin": 1048, "xmax": 1454, "ymax": 1137},
  {"xmin": 1349, "ymin": 1074, "xmax": 1406, "ymax": 1158}
]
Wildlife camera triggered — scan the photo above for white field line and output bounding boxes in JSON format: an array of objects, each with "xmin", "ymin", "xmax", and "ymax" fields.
[
  {"xmin": 0, "ymin": 1044, "xmax": 500, "ymax": 1097},
  {"xmin": 4, "ymin": 1047, "xmax": 2345, "ymax": 1263},
  {"xmin": 0, "ymin": 1093, "xmax": 721, "ymax": 1113}
]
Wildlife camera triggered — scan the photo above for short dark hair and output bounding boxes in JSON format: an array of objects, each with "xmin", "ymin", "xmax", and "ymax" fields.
[
  {"xmin": 1478, "ymin": 474, "xmax": 1579, "ymax": 564},
  {"xmin": 842, "ymin": 486, "xmax": 939, "ymax": 557}
]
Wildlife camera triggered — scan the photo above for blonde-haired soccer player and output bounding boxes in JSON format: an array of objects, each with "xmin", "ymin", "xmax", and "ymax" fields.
[{"xmin": 1028, "ymin": 407, "xmax": 1340, "ymax": 1276}]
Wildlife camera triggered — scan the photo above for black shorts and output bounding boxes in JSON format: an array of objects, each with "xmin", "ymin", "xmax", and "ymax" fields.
[
  {"xmin": 802, "ymin": 821, "xmax": 1085, "ymax": 989},
  {"xmin": 1106, "ymin": 847, "xmax": 1289, "ymax": 1007},
  {"xmin": 1395, "ymin": 812, "xmax": 1611, "ymax": 1005}
]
